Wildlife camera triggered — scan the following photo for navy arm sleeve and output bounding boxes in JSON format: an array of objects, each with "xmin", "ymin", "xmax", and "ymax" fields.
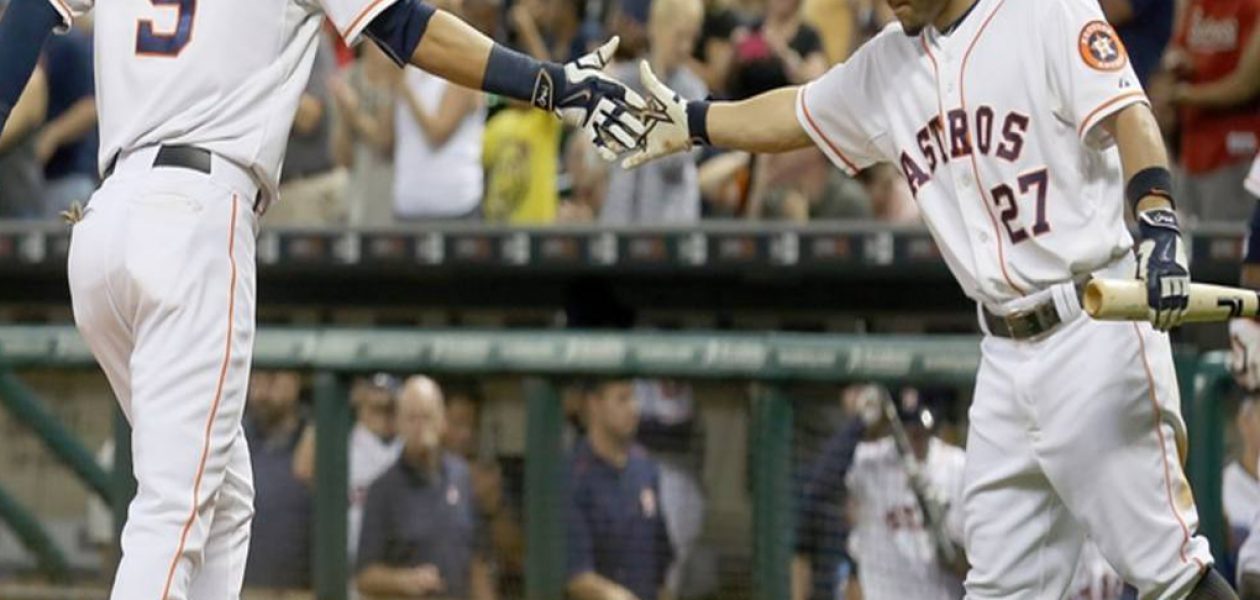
[
  {"xmin": 796, "ymin": 419, "xmax": 866, "ymax": 555},
  {"xmin": 0, "ymin": 0, "xmax": 62, "ymax": 133},
  {"xmin": 363, "ymin": 0, "xmax": 436, "ymax": 67}
]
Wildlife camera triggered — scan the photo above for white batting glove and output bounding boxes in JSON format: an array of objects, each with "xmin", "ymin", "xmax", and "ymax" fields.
[
  {"xmin": 1232, "ymin": 319, "xmax": 1260, "ymax": 391},
  {"xmin": 550, "ymin": 38, "xmax": 648, "ymax": 162},
  {"xmin": 622, "ymin": 61, "xmax": 701, "ymax": 169}
]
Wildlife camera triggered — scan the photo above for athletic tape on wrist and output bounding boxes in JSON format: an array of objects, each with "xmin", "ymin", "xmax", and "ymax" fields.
[
  {"xmin": 686, "ymin": 100, "xmax": 710, "ymax": 145},
  {"xmin": 1125, "ymin": 166, "xmax": 1175, "ymax": 213}
]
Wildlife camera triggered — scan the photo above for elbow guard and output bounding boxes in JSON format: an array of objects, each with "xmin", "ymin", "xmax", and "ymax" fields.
[{"xmin": 363, "ymin": 0, "xmax": 436, "ymax": 67}]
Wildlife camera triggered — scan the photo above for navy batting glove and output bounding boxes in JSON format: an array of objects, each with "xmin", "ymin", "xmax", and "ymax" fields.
[{"xmin": 1136, "ymin": 208, "xmax": 1190, "ymax": 331}]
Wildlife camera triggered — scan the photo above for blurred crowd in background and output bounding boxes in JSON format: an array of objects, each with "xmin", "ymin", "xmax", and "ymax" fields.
[{"xmin": 2, "ymin": 0, "xmax": 1256, "ymax": 225}]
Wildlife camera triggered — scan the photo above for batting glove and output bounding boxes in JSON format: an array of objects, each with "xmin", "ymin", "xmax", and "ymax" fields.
[
  {"xmin": 548, "ymin": 38, "xmax": 648, "ymax": 162},
  {"xmin": 1232, "ymin": 319, "xmax": 1260, "ymax": 391},
  {"xmin": 622, "ymin": 61, "xmax": 703, "ymax": 170},
  {"xmin": 1136, "ymin": 208, "xmax": 1190, "ymax": 331}
]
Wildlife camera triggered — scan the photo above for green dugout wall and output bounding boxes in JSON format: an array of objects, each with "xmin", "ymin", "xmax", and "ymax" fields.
[{"xmin": 0, "ymin": 326, "xmax": 1230, "ymax": 600}]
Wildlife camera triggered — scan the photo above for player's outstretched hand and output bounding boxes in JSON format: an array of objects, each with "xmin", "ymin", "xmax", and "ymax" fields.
[
  {"xmin": 1135, "ymin": 208, "xmax": 1190, "ymax": 331},
  {"xmin": 622, "ymin": 61, "xmax": 696, "ymax": 170},
  {"xmin": 1231, "ymin": 319, "xmax": 1260, "ymax": 391},
  {"xmin": 553, "ymin": 37, "xmax": 648, "ymax": 163}
]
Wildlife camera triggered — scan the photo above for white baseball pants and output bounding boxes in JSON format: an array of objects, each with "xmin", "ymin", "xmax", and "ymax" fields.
[
  {"xmin": 68, "ymin": 146, "xmax": 259, "ymax": 600},
  {"xmin": 963, "ymin": 277, "xmax": 1213, "ymax": 600}
]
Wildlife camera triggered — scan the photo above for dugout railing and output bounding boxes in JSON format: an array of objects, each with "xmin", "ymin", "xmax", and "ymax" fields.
[{"xmin": 0, "ymin": 326, "xmax": 1231, "ymax": 600}]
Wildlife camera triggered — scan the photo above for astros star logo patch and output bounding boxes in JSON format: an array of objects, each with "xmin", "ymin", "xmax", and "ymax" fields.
[{"xmin": 1078, "ymin": 20, "xmax": 1128, "ymax": 71}]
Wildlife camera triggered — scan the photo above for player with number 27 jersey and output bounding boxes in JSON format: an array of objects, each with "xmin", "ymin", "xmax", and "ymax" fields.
[
  {"xmin": 624, "ymin": 0, "xmax": 1229, "ymax": 595},
  {"xmin": 796, "ymin": 0, "xmax": 1140, "ymax": 305}
]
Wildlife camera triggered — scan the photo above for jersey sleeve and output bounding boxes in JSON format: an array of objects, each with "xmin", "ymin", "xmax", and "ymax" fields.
[
  {"xmin": 317, "ymin": 0, "xmax": 401, "ymax": 45},
  {"xmin": 1042, "ymin": 0, "xmax": 1149, "ymax": 149},
  {"xmin": 795, "ymin": 43, "xmax": 887, "ymax": 176},
  {"xmin": 45, "ymin": 0, "xmax": 92, "ymax": 32}
]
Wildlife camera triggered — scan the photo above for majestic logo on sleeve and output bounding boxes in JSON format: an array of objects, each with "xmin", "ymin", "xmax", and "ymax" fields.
[{"xmin": 1078, "ymin": 20, "xmax": 1128, "ymax": 71}]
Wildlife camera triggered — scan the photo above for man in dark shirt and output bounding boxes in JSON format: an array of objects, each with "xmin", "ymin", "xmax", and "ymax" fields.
[
  {"xmin": 243, "ymin": 370, "xmax": 314, "ymax": 598},
  {"xmin": 567, "ymin": 380, "xmax": 672, "ymax": 600},
  {"xmin": 357, "ymin": 376, "xmax": 496, "ymax": 600},
  {"xmin": 37, "ymin": 16, "xmax": 96, "ymax": 216}
]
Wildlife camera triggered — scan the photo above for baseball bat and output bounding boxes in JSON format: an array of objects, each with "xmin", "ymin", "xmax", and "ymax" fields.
[
  {"xmin": 879, "ymin": 392, "xmax": 958, "ymax": 566},
  {"xmin": 1083, "ymin": 279, "xmax": 1260, "ymax": 323}
]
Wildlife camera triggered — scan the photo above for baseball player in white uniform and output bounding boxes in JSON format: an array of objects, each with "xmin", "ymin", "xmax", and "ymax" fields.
[
  {"xmin": 628, "ymin": 0, "xmax": 1232, "ymax": 596},
  {"xmin": 0, "ymin": 1, "xmax": 647, "ymax": 598},
  {"xmin": 794, "ymin": 386, "xmax": 967, "ymax": 600},
  {"xmin": 1229, "ymin": 154, "xmax": 1260, "ymax": 600},
  {"xmin": 846, "ymin": 399, "xmax": 967, "ymax": 600}
]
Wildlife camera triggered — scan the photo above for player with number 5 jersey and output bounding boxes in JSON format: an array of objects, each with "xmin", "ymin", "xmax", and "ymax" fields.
[
  {"xmin": 624, "ymin": 0, "xmax": 1232, "ymax": 597},
  {"xmin": 0, "ymin": 0, "xmax": 647, "ymax": 598}
]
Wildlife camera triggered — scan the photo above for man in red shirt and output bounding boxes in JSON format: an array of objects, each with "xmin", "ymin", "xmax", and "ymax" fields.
[{"xmin": 1169, "ymin": 0, "xmax": 1260, "ymax": 221}]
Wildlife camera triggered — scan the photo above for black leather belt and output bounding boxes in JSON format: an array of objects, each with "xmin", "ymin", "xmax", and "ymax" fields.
[
  {"xmin": 102, "ymin": 145, "xmax": 212, "ymax": 180},
  {"xmin": 983, "ymin": 280, "xmax": 1088, "ymax": 340}
]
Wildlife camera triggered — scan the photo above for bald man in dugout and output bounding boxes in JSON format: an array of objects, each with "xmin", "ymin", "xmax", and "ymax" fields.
[{"xmin": 355, "ymin": 376, "xmax": 496, "ymax": 600}]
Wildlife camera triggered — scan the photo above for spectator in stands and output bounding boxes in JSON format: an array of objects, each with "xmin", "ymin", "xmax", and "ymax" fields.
[
  {"xmin": 634, "ymin": 380, "xmax": 715, "ymax": 599},
  {"xmin": 267, "ymin": 32, "xmax": 348, "ymax": 227},
  {"xmin": 483, "ymin": 98, "xmax": 562, "ymax": 224},
  {"xmin": 601, "ymin": 0, "xmax": 707, "ymax": 224},
  {"xmin": 36, "ymin": 14, "xmax": 97, "ymax": 217},
  {"xmin": 1226, "ymin": 398, "xmax": 1260, "ymax": 561},
  {"xmin": 0, "ymin": 3, "xmax": 47, "ymax": 219},
  {"xmin": 801, "ymin": 0, "xmax": 853, "ymax": 65},
  {"xmin": 295, "ymin": 373, "xmax": 403, "ymax": 569},
  {"xmin": 357, "ymin": 376, "xmax": 496, "ymax": 600},
  {"xmin": 510, "ymin": 0, "xmax": 600, "ymax": 62},
  {"xmin": 1166, "ymin": 0, "xmax": 1260, "ymax": 221},
  {"xmin": 567, "ymin": 379, "xmax": 673, "ymax": 600},
  {"xmin": 728, "ymin": 0, "xmax": 827, "ymax": 100},
  {"xmin": 243, "ymin": 370, "xmax": 314, "ymax": 598},
  {"xmin": 690, "ymin": 0, "xmax": 740, "ymax": 97},
  {"xmin": 331, "ymin": 44, "xmax": 398, "ymax": 227},
  {"xmin": 858, "ymin": 163, "xmax": 920, "ymax": 223},
  {"xmin": 1101, "ymin": 0, "xmax": 1174, "ymax": 87},
  {"xmin": 393, "ymin": 0, "xmax": 486, "ymax": 221}
]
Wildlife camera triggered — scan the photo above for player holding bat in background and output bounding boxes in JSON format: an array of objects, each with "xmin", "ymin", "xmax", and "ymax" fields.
[
  {"xmin": 1229, "ymin": 154, "xmax": 1260, "ymax": 600},
  {"xmin": 626, "ymin": 0, "xmax": 1237, "ymax": 595},
  {"xmin": 793, "ymin": 385, "xmax": 968, "ymax": 600}
]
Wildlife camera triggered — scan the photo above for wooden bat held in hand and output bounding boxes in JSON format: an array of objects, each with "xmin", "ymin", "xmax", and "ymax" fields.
[{"xmin": 1083, "ymin": 279, "xmax": 1260, "ymax": 323}]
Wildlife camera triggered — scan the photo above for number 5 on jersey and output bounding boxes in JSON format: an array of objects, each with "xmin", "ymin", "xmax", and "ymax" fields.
[{"xmin": 136, "ymin": 0, "xmax": 197, "ymax": 57}]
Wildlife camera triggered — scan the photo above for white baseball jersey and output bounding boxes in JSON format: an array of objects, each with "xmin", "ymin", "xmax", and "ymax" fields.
[
  {"xmin": 797, "ymin": 0, "xmax": 1144, "ymax": 309},
  {"xmin": 846, "ymin": 437, "xmax": 966, "ymax": 600},
  {"xmin": 1224, "ymin": 460, "xmax": 1260, "ymax": 531},
  {"xmin": 45, "ymin": 0, "xmax": 400, "ymax": 204}
]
